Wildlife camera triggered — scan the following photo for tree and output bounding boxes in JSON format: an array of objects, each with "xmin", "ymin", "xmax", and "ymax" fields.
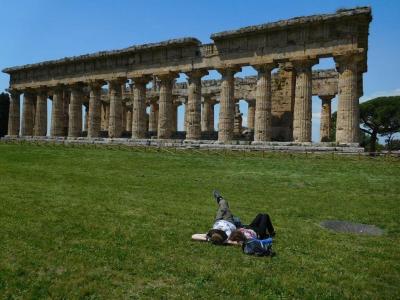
[
  {"xmin": 0, "ymin": 93, "xmax": 10, "ymax": 137},
  {"xmin": 359, "ymin": 96, "xmax": 400, "ymax": 152}
]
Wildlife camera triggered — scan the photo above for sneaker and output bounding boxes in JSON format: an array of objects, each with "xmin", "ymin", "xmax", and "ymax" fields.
[{"xmin": 213, "ymin": 189, "xmax": 222, "ymax": 203}]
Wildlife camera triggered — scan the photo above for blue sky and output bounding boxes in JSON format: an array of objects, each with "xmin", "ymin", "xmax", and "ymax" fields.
[{"xmin": 1, "ymin": 0, "xmax": 399, "ymax": 141}]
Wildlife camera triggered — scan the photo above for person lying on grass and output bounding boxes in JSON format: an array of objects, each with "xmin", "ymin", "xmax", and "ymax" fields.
[{"xmin": 206, "ymin": 190, "xmax": 275, "ymax": 245}]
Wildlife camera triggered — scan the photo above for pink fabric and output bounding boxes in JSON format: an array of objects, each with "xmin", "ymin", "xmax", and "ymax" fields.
[{"xmin": 239, "ymin": 228, "xmax": 257, "ymax": 239}]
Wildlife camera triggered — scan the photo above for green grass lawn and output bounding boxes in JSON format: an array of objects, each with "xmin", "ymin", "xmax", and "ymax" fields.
[{"xmin": 0, "ymin": 144, "xmax": 399, "ymax": 299}]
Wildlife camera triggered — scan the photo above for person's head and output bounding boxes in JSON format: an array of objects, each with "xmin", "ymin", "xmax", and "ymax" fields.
[
  {"xmin": 229, "ymin": 230, "xmax": 246, "ymax": 243},
  {"xmin": 210, "ymin": 232, "xmax": 225, "ymax": 245}
]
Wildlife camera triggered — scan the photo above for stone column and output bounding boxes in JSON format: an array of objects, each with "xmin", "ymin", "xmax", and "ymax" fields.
[
  {"xmin": 131, "ymin": 76, "xmax": 150, "ymax": 139},
  {"xmin": 234, "ymin": 102, "xmax": 242, "ymax": 135},
  {"xmin": 108, "ymin": 79, "xmax": 126, "ymax": 138},
  {"xmin": 148, "ymin": 102, "xmax": 159, "ymax": 133},
  {"xmin": 105, "ymin": 103, "xmax": 110, "ymax": 132},
  {"xmin": 121, "ymin": 102, "xmax": 126, "ymax": 132},
  {"xmin": 88, "ymin": 81, "xmax": 103, "ymax": 138},
  {"xmin": 63, "ymin": 92, "xmax": 70, "ymax": 136},
  {"xmin": 247, "ymin": 100, "xmax": 255, "ymax": 131},
  {"xmin": 157, "ymin": 73, "xmax": 177, "ymax": 139},
  {"xmin": 68, "ymin": 84, "xmax": 83, "ymax": 138},
  {"xmin": 253, "ymin": 63, "xmax": 275, "ymax": 142},
  {"xmin": 210, "ymin": 100, "xmax": 215, "ymax": 132},
  {"xmin": 7, "ymin": 90, "xmax": 21, "ymax": 136},
  {"xmin": 201, "ymin": 96, "xmax": 213, "ymax": 132},
  {"xmin": 34, "ymin": 89, "xmax": 47, "ymax": 136},
  {"xmin": 21, "ymin": 91, "xmax": 35, "ymax": 136},
  {"xmin": 51, "ymin": 86, "xmax": 65, "ymax": 136},
  {"xmin": 185, "ymin": 70, "xmax": 208, "ymax": 140},
  {"xmin": 183, "ymin": 97, "xmax": 188, "ymax": 132},
  {"xmin": 292, "ymin": 59, "xmax": 318, "ymax": 142},
  {"xmin": 334, "ymin": 54, "xmax": 362, "ymax": 144},
  {"xmin": 171, "ymin": 102, "xmax": 179, "ymax": 133},
  {"xmin": 126, "ymin": 108, "xmax": 132, "ymax": 132},
  {"xmin": 217, "ymin": 67, "xmax": 240, "ymax": 143},
  {"xmin": 319, "ymin": 95, "xmax": 334, "ymax": 142}
]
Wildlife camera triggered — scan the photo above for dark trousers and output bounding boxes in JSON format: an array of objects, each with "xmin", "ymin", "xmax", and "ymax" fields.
[{"xmin": 247, "ymin": 213, "xmax": 275, "ymax": 239}]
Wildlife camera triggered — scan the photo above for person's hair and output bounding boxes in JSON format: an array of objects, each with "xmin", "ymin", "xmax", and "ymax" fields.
[
  {"xmin": 229, "ymin": 230, "xmax": 246, "ymax": 242},
  {"xmin": 210, "ymin": 232, "xmax": 224, "ymax": 244}
]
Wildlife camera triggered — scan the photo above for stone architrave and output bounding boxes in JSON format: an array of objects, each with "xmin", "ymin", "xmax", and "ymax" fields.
[
  {"xmin": 51, "ymin": 85, "xmax": 65, "ymax": 136},
  {"xmin": 292, "ymin": 59, "xmax": 318, "ymax": 142},
  {"xmin": 34, "ymin": 88, "xmax": 48, "ymax": 136},
  {"xmin": 185, "ymin": 70, "xmax": 208, "ymax": 140},
  {"xmin": 334, "ymin": 54, "xmax": 362, "ymax": 144},
  {"xmin": 247, "ymin": 100, "xmax": 255, "ymax": 131},
  {"xmin": 88, "ymin": 81, "xmax": 104, "ymax": 138},
  {"xmin": 131, "ymin": 76, "xmax": 151, "ymax": 139},
  {"xmin": 68, "ymin": 84, "xmax": 84, "ymax": 138},
  {"xmin": 7, "ymin": 90, "xmax": 20, "ymax": 136},
  {"xmin": 253, "ymin": 63, "xmax": 275, "ymax": 142},
  {"xmin": 217, "ymin": 67, "xmax": 240, "ymax": 143},
  {"xmin": 21, "ymin": 91, "xmax": 35, "ymax": 136},
  {"xmin": 319, "ymin": 95, "xmax": 334, "ymax": 142},
  {"xmin": 108, "ymin": 78, "xmax": 126, "ymax": 138},
  {"xmin": 157, "ymin": 73, "xmax": 177, "ymax": 139},
  {"xmin": 148, "ymin": 102, "xmax": 158, "ymax": 133}
]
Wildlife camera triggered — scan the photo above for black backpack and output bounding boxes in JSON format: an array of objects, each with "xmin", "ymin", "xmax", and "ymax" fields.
[{"xmin": 242, "ymin": 239, "xmax": 275, "ymax": 257}]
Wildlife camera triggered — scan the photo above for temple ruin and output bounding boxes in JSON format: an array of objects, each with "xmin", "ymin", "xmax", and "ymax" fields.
[{"xmin": 3, "ymin": 7, "xmax": 372, "ymax": 150}]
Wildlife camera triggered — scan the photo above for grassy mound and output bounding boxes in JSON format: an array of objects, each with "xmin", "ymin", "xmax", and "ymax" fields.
[{"xmin": 0, "ymin": 144, "xmax": 399, "ymax": 299}]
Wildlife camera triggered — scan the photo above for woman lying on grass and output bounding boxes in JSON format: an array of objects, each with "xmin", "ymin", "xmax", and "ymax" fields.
[{"xmin": 206, "ymin": 190, "xmax": 275, "ymax": 245}]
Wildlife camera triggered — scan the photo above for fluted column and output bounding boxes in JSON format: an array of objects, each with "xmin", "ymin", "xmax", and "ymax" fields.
[
  {"xmin": 185, "ymin": 70, "xmax": 208, "ymax": 140},
  {"xmin": 51, "ymin": 86, "xmax": 65, "ymax": 136},
  {"xmin": 234, "ymin": 102, "xmax": 242, "ymax": 135},
  {"xmin": 131, "ymin": 76, "xmax": 151, "ymax": 139},
  {"xmin": 7, "ymin": 90, "xmax": 21, "ymax": 136},
  {"xmin": 21, "ymin": 91, "xmax": 35, "ymax": 136},
  {"xmin": 157, "ymin": 73, "xmax": 177, "ymax": 139},
  {"xmin": 183, "ymin": 98, "xmax": 188, "ymax": 132},
  {"xmin": 210, "ymin": 100, "xmax": 215, "ymax": 132},
  {"xmin": 319, "ymin": 95, "xmax": 334, "ymax": 142},
  {"xmin": 34, "ymin": 89, "xmax": 48, "ymax": 136},
  {"xmin": 217, "ymin": 67, "xmax": 240, "ymax": 143},
  {"xmin": 292, "ymin": 59, "xmax": 318, "ymax": 142},
  {"xmin": 63, "ymin": 92, "xmax": 69, "ymax": 136},
  {"xmin": 149, "ymin": 102, "xmax": 158, "ymax": 133},
  {"xmin": 253, "ymin": 63, "xmax": 275, "ymax": 142},
  {"xmin": 108, "ymin": 79, "xmax": 126, "ymax": 138},
  {"xmin": 88, "ymin": 81, "xmax": 103, "ymax": 138},
  {"xmin": 171, "ymin": 102, "xmax": 179, "ymax": 133},
  {"xmin": 68, "ymin": 84, "xmax": 83, "ymax": 138},
  {"xmin": 335, "ymin": 54, "xmax": 362, "ymax": 144},
  {"xmin": 126, "ymin": 108, "xmax": 132, "ymax": 132},
  {"xmin": 201, "ymin": 96, "xmax": 212, "ymax": 132},
  {"xmin": 247, "ymin": 100, "xmax": 255, "ymax": 131}
]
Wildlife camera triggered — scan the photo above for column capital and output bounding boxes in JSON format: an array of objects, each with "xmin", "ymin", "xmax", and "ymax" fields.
[
  {"xmin": 252, "ymin": 62, "xmax": 276, "ymax": 73},
  {"xmin": 216, "ymin": 66, "xmax": 241, "ymax": 77},
  {"xmin": 88, "ymin": 80, "xmax": 105, "ymax": 90},
  {"xmin": 185, "ymin": 69, "xmax": 209, "ymax": 79},
  {"xmin": 70, "ymin": 82, "xmax": 85, "ymax": 92},
  {"xmin": 35, "ymin": 86, "xmax": 48, "ymax": 96},
  {"xmin": 155, "ymin": 72, "xmax": 178, "ymax": 82},
  {"xmin": 290, "ymin": 57, "xmax": 319, "ymax": 72},
  {"xmin": 130, "ymin": 75, "xmax": 152, "ymax": 85},
  {"xmin": 108, "ymin": 78, "xmax": 127, "ymax": 90},
  {"xmin": 50, "ymin": 84, "xmax": 65, "ymax": 93},
  {"xmin": 334, "ymin": 53, "xmax": 364, "ymax": 73},
  {"xmin": 319, "ymin": 95, "xmax": 335, "ymax": 102},
  {"xmin": 8, "ymin": 89, "xmax": 21, "ymax": 97}
]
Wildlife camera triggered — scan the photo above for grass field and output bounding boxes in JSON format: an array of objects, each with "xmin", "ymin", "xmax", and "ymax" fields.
[{"xmin": 0, "ymin": 143, "xmax": 399, "ymax": 299}]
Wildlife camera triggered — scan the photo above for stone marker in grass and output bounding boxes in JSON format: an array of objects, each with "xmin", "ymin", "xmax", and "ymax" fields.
[{"xmin": 320, "ymin": 220, "xmax": 384, "ymax": 236}]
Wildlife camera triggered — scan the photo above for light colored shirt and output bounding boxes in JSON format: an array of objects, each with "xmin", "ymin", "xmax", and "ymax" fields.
[
  {"xmin": 239, "ymin": 227, "xmax": 257, "ymax": 240},
  {"xmin": 212, "ymin": 220, "xmax": 236, "ymax": 238}
]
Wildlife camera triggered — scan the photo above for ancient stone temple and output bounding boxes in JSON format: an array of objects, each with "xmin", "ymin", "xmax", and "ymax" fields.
[{"xmin": 3, "ymin": 7, "xmax": 371, "ymax": 149}]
